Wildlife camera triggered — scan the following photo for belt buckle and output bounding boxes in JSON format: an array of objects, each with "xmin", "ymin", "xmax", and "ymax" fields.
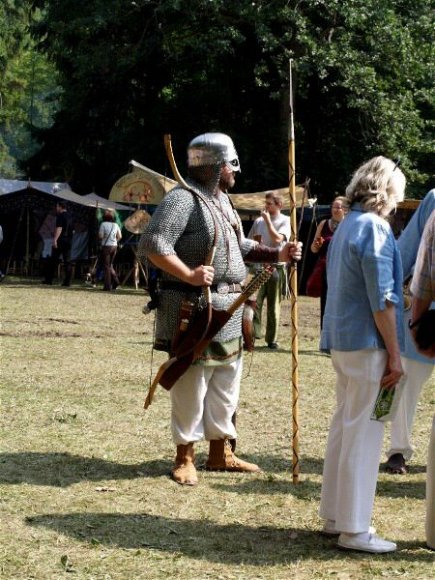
[{"xmin": 217, "ymin": 282, "xmax": 229, "ymax": 294}]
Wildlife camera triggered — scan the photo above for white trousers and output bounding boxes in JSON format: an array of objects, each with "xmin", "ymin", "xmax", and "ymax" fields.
[
  {"xmin": 170, "ymin": 358, "xmax": 242, "ymax": 445},
  {"xmin": 387, "ymin": 357, "xmax": 434, "ymax": 460},
  {"xmin": 320, "ymin": 349, "xmax": 386, "ymax": 534},
  {"xmin": 426, "ymin": 415, "xmax": 435, "ymax": 549}
]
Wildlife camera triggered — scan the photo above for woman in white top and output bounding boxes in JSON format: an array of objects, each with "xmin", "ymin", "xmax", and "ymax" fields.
[{"xmin": 99, "ymin": 209, "xmax": 122, "ymax": 291}]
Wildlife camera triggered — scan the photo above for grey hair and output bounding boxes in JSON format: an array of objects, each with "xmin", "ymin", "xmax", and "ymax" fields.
[{"xmin": 345, "ymin": 156, "xmax": 406, "ymax": 217}]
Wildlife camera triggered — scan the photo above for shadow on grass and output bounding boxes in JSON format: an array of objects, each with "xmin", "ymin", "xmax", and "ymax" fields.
[
  {"xmin": 377, "ymin": 479, "xmax": 426, "ymax": 500},
  {"xmin": 210, "ymin": 477, "xmax": 321, "ymax": 499},
  {"xmin": 0, "ymin": 452, "xmax": 172, "ymax": 487},
  {"xmin": 299, "ymin": 349, "xmax": 331, "ymax": 357},
  {"xmin": 251, "ymin": 345, "xmax": 329, "ymax": 356},
  {"xmin": 57, "ymin": 286, "xmax": 146, "ymax": 296},
  {"xmin": 253, "ymin": 345, "xmax": 288, "ymax": 354},
  {"xmin": 252, "ymin": 345, "xmax": 330, "ymax": 357},
  {"xmin": 211, "ymin": 473, "xmax": 426, "ymax": 501},
  {"xmin": 0, "ymin": 452, "xmax": 327, "ymax": 488},
  {"xmin": 0, "ymin": 279, "xmax": 145, "ymax": 295},
  {"xmin": 25, "ymin": 511, "xmax": 434, "ymax": 564},
  {"xmin": 234, "ymin": 454, "xmax": 324, "ymax": 475},
  {"xmin": 1, "ymin": 452, "xmax": 426, "ymax": 500},
  {"xmin": 194, "ymin": 452, "xmax": 325, "ymax": 477}
]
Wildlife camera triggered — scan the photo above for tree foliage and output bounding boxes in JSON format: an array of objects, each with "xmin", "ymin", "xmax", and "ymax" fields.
[
  {"xmin": 0, "ymin": 1, "xmax": 60, "ymax": 177},
  {"xmin": 17, "ymin": 0, "xmax": 435, "ymax": 197}
]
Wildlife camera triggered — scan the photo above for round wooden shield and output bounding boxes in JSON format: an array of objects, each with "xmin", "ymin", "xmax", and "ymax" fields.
[{"xmin": 123, "ymin": 209, "xmax": 151, "ymax": 234}]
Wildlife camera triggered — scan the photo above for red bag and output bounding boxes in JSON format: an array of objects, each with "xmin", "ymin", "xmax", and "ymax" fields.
[{"xmin": 306, "ymin": 255, "xmax": 326, "ymax": 298}]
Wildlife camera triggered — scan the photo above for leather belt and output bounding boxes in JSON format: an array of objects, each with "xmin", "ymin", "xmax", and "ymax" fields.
[
  {"xmin": 213, "ymin": 282, "xmax": 242, "ymax": 294},
  {"xmin": 159, "ymin": 281, "xmax": 242, "ymax": 294}
]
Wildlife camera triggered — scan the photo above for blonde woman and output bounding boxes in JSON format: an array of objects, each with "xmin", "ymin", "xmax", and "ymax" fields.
[{"xmin": 319, "ymin": 157, "xmax": 406, "ymax": 553}]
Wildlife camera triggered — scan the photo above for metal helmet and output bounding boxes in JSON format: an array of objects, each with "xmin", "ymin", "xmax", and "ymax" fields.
[{"xmin": 187, "ymin": 132, "xmax": 241, "ymax": 172}]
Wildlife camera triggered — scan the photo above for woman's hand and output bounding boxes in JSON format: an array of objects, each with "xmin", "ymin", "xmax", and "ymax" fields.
[
  {"xmin": 380, "ymin": 353, "xmax": 404, "ymax": 389},
  {"xmin": 373, "ymin": 302, "xmax": 404, "ymax": 389},
  {"xmin": 311, "ymin": 236, "xmax": 324, "ymax": 253},
  {"xmin": 311, "ymin": 220, "xmax": 326, "ymax": 253}
]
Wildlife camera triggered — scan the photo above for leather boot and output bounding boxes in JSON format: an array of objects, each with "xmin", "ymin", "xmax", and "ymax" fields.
[
  {"xmin": 171, "ymin": 443, "xmax": 198, "ymax": 486},
  {"xmin": 206, "ymin": 439, "xmax": 262, "ymax": 473},
  {"xmin": 229, "ymin": 411, "xmax": 237, "ymax": 452}
]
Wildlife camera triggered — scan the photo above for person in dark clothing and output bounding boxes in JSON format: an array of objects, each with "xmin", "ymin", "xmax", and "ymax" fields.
[
  {"xmin": 43, "ymin": 201, "xmax": 73, "ymax": 286},
  {"xmin": 0, "ymin": 225, "xmax": 4, "ymax": 281},
  {"xmin": 310, "ymin": 196, "xmax": 349, "ymax": 328}
]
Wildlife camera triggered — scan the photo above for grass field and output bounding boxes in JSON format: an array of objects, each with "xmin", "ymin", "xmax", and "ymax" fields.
[{"xmin": 1, "ymin": 278, "xmax": 434, "ymax": 579}]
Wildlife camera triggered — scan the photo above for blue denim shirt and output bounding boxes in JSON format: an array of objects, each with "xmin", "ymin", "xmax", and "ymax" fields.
[
  {"xmin": 397, "ymin": 189, "xmax": 435, "ymax": 363},
  {"xmin": 398, "ymin": 189, "xmax": 435, "ymax": 279},
  {"xmin": 320, "ymin": 204, "xmax": 404, "ymax": 352}
]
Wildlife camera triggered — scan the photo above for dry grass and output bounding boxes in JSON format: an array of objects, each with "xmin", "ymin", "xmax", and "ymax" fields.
[{"xmin": 0, "ymin": 278, "xmax": 434, "ymax": 579}]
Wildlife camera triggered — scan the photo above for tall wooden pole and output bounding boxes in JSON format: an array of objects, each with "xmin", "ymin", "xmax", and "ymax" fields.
[{"xmin": 288, "ymin": 59, "xmax": 300, "ymax": 483}]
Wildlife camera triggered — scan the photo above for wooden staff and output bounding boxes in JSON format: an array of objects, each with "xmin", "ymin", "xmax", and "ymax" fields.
[{"xmin": 288, "ymin": 59, "xmax": 300, "ymax": 483}]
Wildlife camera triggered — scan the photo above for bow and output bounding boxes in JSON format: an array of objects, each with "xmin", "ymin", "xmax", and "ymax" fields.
[
  {"xmin": 164, "ymin": 134, "xmax": 218, "ymax": 306},
  {"xmin": 144, "ymin": 135, "xmax": 219, "ymax": 409}
]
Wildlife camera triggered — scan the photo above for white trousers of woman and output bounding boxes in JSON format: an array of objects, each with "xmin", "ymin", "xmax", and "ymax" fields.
[
  {"xmin": 170, "ymin": 358, "xmax": 242, "ymax": 445},
  {"xmin": 320, "ymin": 349, "xmax": 387, "ymax": 534},
  {"xmin": 387, "ymin": 356, "xmax": 434, "ymax": 460}
]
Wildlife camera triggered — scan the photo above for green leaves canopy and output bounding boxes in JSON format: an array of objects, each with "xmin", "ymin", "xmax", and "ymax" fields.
[
  {"xmin": 19, "ymin": 0, "xmax": 435, "ymax": 197},
  {"xmin": 0, "ymin": 1, "xmax": 59, "ymax": 177}
]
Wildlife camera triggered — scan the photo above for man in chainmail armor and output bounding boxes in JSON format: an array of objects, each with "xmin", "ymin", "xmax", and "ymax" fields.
[{"xmin": 139, "ymin": 133, "xmax": 302, "ymax": 486}]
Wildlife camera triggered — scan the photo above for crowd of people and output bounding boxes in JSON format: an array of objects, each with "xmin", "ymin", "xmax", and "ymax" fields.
[
  {"xmin": 20, "ymin": 201, "xmax": 123, "ymax": 290},
  {"xmin": 1, "ymin": 131, "xmax": 432, "ymax": 554},
  {"xmin": 139, "ymin": 133, "xmax": 434, "ymax": 553}
]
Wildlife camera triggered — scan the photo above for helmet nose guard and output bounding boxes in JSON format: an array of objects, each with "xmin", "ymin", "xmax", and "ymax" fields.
[{"xmin": 187, "ymin": 133, "xmax": 241, "ymax": 172}]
